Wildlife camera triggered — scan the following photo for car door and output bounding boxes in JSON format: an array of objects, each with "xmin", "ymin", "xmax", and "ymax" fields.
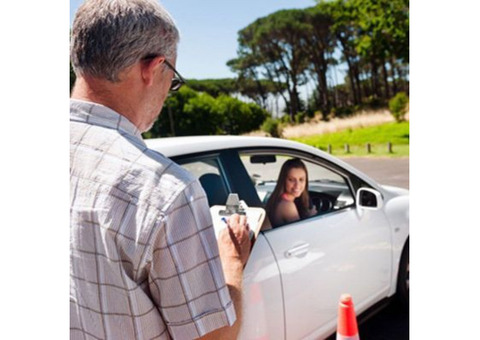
[
  {"xmin": 240, "ymin": 150, "xmax": 392, "ymax": 339},
  {"xmin": 173, "ymin": 151, "xmax": 285, "ymax": 340}
]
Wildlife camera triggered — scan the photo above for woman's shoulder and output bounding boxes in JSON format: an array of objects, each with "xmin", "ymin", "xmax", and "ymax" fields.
[
  {"xmin": 277, "ymin": 197, "xmax": 297, "ymax": 211},
  {"xmin": 273, "ymin": 196, "xmax": 299, "ymax": 226}
]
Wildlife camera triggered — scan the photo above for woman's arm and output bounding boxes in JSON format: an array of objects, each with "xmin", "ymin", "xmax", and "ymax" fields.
[{"xmin": 278, "ymin": 200, "xmax": 300, "ymax": 224}]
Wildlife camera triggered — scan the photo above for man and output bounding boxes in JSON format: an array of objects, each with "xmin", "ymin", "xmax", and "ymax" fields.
[{"xmin": 70, "ymin": 0, "xmax": 251, "ymax": 339}]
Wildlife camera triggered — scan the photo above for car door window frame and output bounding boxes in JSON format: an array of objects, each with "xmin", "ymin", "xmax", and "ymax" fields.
[
  {"xmin": 173, "ymin": 152, "xmax": 233, "ymax": 200},
  {"xmin": 172, "ymin": 148, "xmax": 265, "ymax": 208}
]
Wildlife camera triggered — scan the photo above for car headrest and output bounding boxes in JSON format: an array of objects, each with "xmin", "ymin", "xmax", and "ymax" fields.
[{"xmin": 198, "ymin": 173, "xmax": 228, "ymax": 207}]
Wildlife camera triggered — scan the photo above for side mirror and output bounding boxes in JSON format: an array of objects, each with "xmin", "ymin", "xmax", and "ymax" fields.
[{"xmin": 356, "ymin": 188, "xmax": 383, "ymax": 210}]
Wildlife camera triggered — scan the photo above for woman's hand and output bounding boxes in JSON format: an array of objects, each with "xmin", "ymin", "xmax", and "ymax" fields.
[{"xmin": 308, "ymin": 205, "xmax": 318, "ymax": 217}]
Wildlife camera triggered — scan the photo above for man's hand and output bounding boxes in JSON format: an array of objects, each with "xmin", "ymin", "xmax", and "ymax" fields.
[
  {"xmin": 197, "ymin": 214, "xmax": 250, "ymax": 340},
  {"xmin": 218, "ymin": 214, "xmax": 251, "ymax": 268}
]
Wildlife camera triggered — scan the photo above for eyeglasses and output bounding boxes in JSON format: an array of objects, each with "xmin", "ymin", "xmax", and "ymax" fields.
[
  {"xmin": 142, "ymin": 55, "xmax": 186, "ymax": 92},
  {"xmin": 163, "ymin": 59, "xmax": 186, "ymax": 92}
]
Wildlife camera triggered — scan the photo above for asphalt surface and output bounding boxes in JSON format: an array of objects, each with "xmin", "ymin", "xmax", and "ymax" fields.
[
  {"xmin": 357, "ymin": 300, "xmax": 409, "ymax": 340},
  {"xmin": 336, "ymin": 157, "xmax": 410, "ymax": 340},
  {"xmin": 340, "ymin": 157, "xmax": 409, "ymax": 189}
]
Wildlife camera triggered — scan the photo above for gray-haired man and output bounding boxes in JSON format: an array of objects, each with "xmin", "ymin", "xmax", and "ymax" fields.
[{"xmin": 70, "ymin": 0, "xmax": 250, "ymax": 339}]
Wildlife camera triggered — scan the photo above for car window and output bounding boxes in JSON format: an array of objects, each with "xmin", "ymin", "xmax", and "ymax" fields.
[
  {"xmin": 303, "ymin": 161, "xmax": 355, "ymax": 210},
  {"xmin": 240, "ymin": 152, "xmax": 354, "ymax": 225},
  {"xmin": 176, "ymin": 156, "xmax": 231, "ymax": 207}
]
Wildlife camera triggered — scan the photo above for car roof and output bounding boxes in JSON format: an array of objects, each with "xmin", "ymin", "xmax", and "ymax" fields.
[
  {"xmin": 145, "ymin": 135, "xmax": 380, "ymax": 189},
  {"xmin": 146, "ymin": 135, "xmax": 321, "ymax": 158}
]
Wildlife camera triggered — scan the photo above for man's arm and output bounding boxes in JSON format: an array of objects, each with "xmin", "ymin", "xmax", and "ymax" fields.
[{"xmin": 197, "ymin": 214, "xmax": 251, "ymax": 340}]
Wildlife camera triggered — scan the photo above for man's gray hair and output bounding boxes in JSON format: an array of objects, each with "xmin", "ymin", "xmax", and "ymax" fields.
[{"xmin": 71, "ymin": 0, "xmax": 180, "ymax": 82}]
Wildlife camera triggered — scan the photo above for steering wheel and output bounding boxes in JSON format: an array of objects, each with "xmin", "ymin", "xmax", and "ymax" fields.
[{"xmin": 311, "ymin": 194, "xmax": 334, "ymax": 213}]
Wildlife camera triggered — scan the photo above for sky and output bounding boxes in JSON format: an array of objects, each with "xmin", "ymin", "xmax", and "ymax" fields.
[{"xmin": 70, "ymin": 0, "xmax": 318, "ymax": 80}]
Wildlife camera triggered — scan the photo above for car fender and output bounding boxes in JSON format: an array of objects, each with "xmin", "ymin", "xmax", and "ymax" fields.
[{"xmin": 383, "ymin": 194, "xmax": 409, "ymax": 296}]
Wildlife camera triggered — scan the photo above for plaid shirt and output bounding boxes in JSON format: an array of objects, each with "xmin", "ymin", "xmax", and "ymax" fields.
[{"xmin": 70, "ymin": 99, "xmax": 235, "ymax": 340}]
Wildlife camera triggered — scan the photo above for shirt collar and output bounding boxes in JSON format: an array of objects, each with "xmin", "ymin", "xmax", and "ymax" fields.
[{"xmin": 70, "ymin": 99, "xmax": 144, "ymax": 143}]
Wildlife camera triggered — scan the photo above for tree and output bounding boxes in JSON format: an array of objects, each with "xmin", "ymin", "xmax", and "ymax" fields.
[
  {"xmin": 351, "ymin": 0, "xmax": 409, "ymax": 100},
  {"xmin": 214, "ymin": 95, "xmax": 268, "ymax": 135},
  {"xmin": 231, "ymin": 9, "xmax": 312, "ymax": 120},
  {"xmin": 302, "ymin": 5, "xmax": 336, "ymax": 118},
  {"xmin": 324, "ymin": 0, "xmax": 363, "ymax": 105},
  {"xmin": 145, "ymin": 86, "xmax": 268, "ymax": 138},
  {"xmin": 145, "ymin": 86, "xmax": 199, "ymax": 138},
  {"xmin": 186, "ymin": 78, "xmax": 237, "ymax": 97}
]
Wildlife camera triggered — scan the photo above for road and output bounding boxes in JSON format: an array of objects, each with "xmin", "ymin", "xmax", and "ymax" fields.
[
  {"xmin": 340, "ymin": 157, "xmax": 409, "ymax": 189},
  {"xmin": 338, "ymin": 157, "xmax": 409, "ymax": 340},
  {"xmin": 357, "ymin": 300, "xmax": 409, "ymax": 340}
]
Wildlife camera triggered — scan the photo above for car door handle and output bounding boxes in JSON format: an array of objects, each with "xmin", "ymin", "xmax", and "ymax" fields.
[{"xmin": 285, "ymin": 243, "xmax": 310, "ymax": 258}]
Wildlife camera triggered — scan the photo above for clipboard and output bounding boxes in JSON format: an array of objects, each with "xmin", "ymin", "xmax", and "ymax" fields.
[{"xmin": 210, "ymin": 194, "xmax": 266, "ymax": 240}]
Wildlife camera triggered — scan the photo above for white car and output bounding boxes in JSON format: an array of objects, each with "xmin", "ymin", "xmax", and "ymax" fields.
[{"xmin": 146, "ymin": 135, "xmax": 409, "ymax": 340}]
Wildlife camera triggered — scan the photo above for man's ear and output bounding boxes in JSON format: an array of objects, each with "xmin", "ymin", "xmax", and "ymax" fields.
[{"xmin": 141, "ymin": 56, "xmax": 165, "ymax": 86}]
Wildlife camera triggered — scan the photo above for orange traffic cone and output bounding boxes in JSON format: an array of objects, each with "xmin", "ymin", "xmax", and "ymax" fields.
[{"xmin": 336, "ymin": 294, "xmax": 360, "ymax": 340}]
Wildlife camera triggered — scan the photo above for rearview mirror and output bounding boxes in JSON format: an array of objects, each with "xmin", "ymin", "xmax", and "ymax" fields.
[
  {"xmin": 356, "ymin": 188, "xmax": 383, "ymax": 210},
  {"xmin": 250, "ymin": 155, "xmax": 276, "ymax": 164}
]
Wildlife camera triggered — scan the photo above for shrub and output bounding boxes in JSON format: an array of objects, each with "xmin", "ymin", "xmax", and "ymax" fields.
[
  {"xmin": 331, "ymin": 106, "xmax": 353, "ymax": 118},
  {"xmin": 389, "ymin": 92, "xmax": 409, "ymax": 122},
  {"xmin": 295, "ymin": 112, "xmax": 306, "ymax": 124},
  {"xmin": 148, "ymin": 87, "xmax": 268, "ymax": 137},
  {"xmin": 261, "ymin": 117, "xmax": 283, "ymax": 138},
  {"xmin": 214, "ymin": 95, "xmax": 268, "ymax": 135},
  {"xmin": 365, "ymin": 95, "xmax": 383, "ymax": 109},
  {"xmin": 280, "ymin": 114, "xmax": 292, "ymax": 124}
]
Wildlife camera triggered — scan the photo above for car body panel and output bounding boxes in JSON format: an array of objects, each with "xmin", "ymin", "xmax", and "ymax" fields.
[
  {"xmin": 262, "ymin": 205, "xmax": 392, "ymax": 339},
  {"xmin": 239, "ymin": 234, "xmax": 285, "ymax": 340}
]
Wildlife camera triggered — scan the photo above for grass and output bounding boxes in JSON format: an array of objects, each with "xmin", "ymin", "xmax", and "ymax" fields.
[{"xmin": 291, "ymin": 121, "xmax": 409, "ymax": 157}]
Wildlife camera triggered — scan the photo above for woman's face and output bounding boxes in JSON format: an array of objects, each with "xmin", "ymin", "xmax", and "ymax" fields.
[{"xmin": 284, "ymin": 167, "xmax": 307, "ymax": 198}]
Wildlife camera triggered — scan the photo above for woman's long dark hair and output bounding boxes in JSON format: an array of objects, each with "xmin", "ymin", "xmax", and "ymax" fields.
[{"xmin": 265, "ymin": 158, "xmax": 311, "ymax": 223}]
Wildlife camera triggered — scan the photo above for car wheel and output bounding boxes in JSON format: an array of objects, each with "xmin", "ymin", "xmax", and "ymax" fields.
[{"xmin": 397, "ymin": 239, "xmax": 409, "ymax": 309}]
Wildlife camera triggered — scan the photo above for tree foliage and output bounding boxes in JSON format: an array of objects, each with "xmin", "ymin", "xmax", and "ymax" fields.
[
  {"xmin": 229, "ymin": 0, "xmax": 409, "ymax": 120},
  {"xmin": 232, "ymin": 9, "xmax": 312, "ymax": 120},
  {"xmin": 186, "ymin": 78, "xmax": 237, "ymax": 97},
  {"xmin": 144, "ymin": 86, "xmax": 269, "ymax": 138},
  {"xmin": 388, "ymin": 91, "xmax": 409, "ymax": 122}
]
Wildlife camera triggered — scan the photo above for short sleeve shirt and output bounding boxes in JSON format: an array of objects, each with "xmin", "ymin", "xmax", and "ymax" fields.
[{"xmin": 70, "ymin": 99, "xmax": 236, "ymax": 340}]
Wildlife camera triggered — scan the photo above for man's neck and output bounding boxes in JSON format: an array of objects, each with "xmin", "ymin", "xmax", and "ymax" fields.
[{"xmin": 71, "ymin": 76, "xmax": 142, "ymax": 130}]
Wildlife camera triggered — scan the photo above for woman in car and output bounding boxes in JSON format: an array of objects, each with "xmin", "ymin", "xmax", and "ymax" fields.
[{"xmin": 265, "ymin": 158, "xmax": 317, "ymax": 227}]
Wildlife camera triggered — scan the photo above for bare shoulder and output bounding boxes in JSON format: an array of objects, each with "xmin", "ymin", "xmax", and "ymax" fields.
[
  {"xmin": 277, "ymin": 199, "xmax": 299, "ymax": 223},
  {"xmin": 277, "ymin": 199, "xmax": 296, "ymax": 211}
]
